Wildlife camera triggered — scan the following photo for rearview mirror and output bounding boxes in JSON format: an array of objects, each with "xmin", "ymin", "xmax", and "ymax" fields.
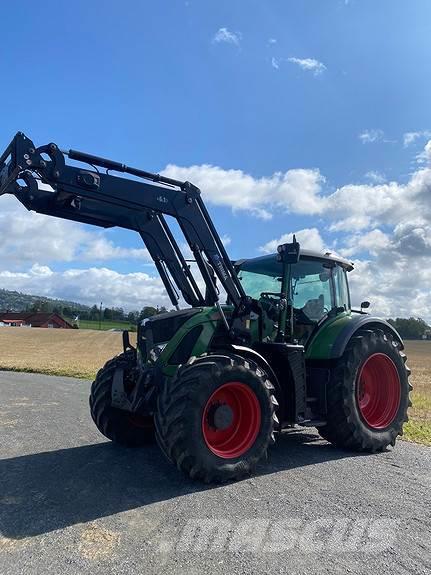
[
  {"xmin": 319, "ymin": 271, "xmax": 331, "ymax": 282},
  {"xmin": 361, "ymin": 301, "xmax": 370, "ymax": 310}
]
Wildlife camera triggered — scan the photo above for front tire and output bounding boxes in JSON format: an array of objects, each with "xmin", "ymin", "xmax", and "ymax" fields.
[
  {"xmin": 90, "ymin": 351, "xmax": 154, "ymax": 447},
  {"xmin": 155, "ymin": 354, "xmax": 278, "ymax": 483},
  {"xmin": 318, "ymin": 328, "xmax": 411, "ymax": 452}
]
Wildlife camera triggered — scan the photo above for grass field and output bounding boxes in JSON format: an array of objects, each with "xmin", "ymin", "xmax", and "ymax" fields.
[
  {"xmin": 0, "ymin": 329, "xmax": 429, "ymax": 445},
  {"xmin": 0, "ymin": 328, "xmax": 136, "ymax": 379},
  {"xmin": 401, "ymin": 340, "xmax": 431, "ymax": 446},
  {"xmin": 70, "ymin": 319, "xmax": 135, "ymax": 331}
]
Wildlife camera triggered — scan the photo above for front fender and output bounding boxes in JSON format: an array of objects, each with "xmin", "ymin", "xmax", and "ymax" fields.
[{"xmin": 305, "ymin": 313, "xmax": 404, "ymax": 361}]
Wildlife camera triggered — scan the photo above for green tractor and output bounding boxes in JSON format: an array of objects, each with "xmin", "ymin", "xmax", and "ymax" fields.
[{"xmin": 1, "ymin": 133, "xmax": 411, "ymax": 483}]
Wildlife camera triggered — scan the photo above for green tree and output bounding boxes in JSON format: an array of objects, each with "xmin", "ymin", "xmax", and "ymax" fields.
[
  {"xmin": 139, "ymin": 306, "xmax": 157, "ymax": 321},
  {"xmin": 387, "ymin": 317, "xmax": 430, "ymax": 339},
  {"xmin": 103, "ymin": 307, "xmax": 113, "ymax": 320},
  {"xmin": 90, "ymin": 305, "xmax": 99, "ymax": 321},
  {"xmin": 127, "ymin": 311, "xmax": 139, "ymax": 323}
]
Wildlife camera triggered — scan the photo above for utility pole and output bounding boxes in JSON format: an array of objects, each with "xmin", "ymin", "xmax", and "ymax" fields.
[{"xmin": 99, "ymin": 301, "xmax": 103, "ymax": 330}]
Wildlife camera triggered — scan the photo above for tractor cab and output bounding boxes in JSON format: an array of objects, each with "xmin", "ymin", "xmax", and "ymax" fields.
[{"xmin": 236, "ymin": 249, "xmax": 354, "ymax": 346}]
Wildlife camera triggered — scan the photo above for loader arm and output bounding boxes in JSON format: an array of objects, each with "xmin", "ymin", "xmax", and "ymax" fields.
[{"xmin": 0, "ymin": 132, "xmax": 248, "ymax": 329}]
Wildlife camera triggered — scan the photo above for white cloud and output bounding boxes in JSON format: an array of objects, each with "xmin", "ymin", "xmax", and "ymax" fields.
[
  {"xmin": 329, "ymin": 215, "xmax": 372, "ymax": 232},
  {"xmin": 287, "ymin": 57, "xmax": 326, "ymax": 76},
  {"xmin": 0, "ymin": 195, "xmax": 150, "ymax": 267},
  {"xmin": 259, "ymin": 228, "xmax": 326, "ymax": 254},
  {"xmin": 358, "ymin": 129, "xmax": 384, "ymax": 144},
  {"xmin": 403, "ymin": 130, "xmax": 431, "ymax": 147},
  {"xmin": 271, "ymin": 57, "xmax": 280, "ymax": 70},
  {"xmin": 348, "ymin": 252, "xmax": 431, "ymax": 321},
  {"xmin": 81, "ymin": 237, "xmax": 149, "ymax": 261},
  {"xmin": 212, "ymin": 27, "xmax": 241, "ymax": 46},
  {"xmin": 0, "ymin": 265, "xmax": 170, "ymax": 311},
  {"xmin": 416, "ymin": 139, "xmax": 431, "ymax": 164},
  {"xmin": 365, "ymin": 170, "xmax": 386, "ymax": 184},
  {"xmin": 163, "ymin": 141, "xmax": 431, "ymax": 229},
  {"xmin": 162, "ymin": 164, "xmax": 325, "ymax": 220},
  {"xmin": 340, "ymin": 229, "xmax": 391, "ymax": 257},
  {"xmin": 268, "ymin": 38, "xmax": 277, "ymax": 45}
]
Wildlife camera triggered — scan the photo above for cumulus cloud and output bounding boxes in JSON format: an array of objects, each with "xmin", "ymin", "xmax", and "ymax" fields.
[
  {"xmin": 0, "ymin": 265, "xmax": 170, "ymax": 310},
  {"xmin": 212, "ymin": 27, "xmax": 241, "ymax": 46},
  {"xmin": 162, "ymin": 164, "xmax": 325, "ymax": 219},
  {"xmin": 82, "ymin": 237, "xmax": 149, "ymax": 261},
  {"xmin": 259, "ymin": 228, "xmax": 326, "ymax": 254},
  {"xmin": 358, "ymin": 129, "xmax": 384, "ymax": 144},
  {"xmin": 163, "ymin": 141, "xmax": 431, "ymax": 229},
  {"xmin": 416, "ymin": 140, "xmax": 431, "ymax": 164},
  {"xmin": 340, "ymin": 229, "xmax": 391, "ymax": 257},
  {"xmin": 0, "ymin": 195, "xmax": 150, "ymax": 267},
  {"xmin": 287, "ymin": 57, "xmax": 326, "ymax": 76},
  {"xmin": 348, "ymin": 252, "xmax": 431, "ymax": 320}
]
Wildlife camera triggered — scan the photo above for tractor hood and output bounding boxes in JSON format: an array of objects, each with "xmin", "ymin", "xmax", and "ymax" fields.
[{"xmin": 138, "ymin": 308, "xmax": 201, "ymax": 360}]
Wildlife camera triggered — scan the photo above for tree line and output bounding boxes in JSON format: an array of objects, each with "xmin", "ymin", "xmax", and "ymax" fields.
[
  {"xmin": 387, "ymin": 317, "xmax": 430, "ymax": 339},
  {"xmin": 26, "ymin": 300, "xmax": 170, "ymax": 323}
]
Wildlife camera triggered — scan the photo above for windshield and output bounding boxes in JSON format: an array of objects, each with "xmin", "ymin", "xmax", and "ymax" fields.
[{"xmin": 237, "ymin": 270, "xmax": 281, "ymax": 299}]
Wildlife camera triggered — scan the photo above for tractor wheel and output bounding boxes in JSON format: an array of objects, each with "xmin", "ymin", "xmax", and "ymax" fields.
[
  {"xmin": 318, "ymin": 328, "xmax": 412, "ymax": 451},
  {"xmin": 89, "ymin": 351, "xmax": 154, "ymax": 447},
  {"xmin": 154, "ymin": 354, "xmax": 278, "ymax": 483}
]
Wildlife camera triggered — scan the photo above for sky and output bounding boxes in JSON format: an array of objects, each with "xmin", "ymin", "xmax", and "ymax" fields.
[{"xmin": 0, "ymin": 0, "xmax": 430, "ymax": 320}]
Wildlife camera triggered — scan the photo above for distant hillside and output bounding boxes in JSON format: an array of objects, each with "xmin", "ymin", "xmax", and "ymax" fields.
[{"xmin": 0, "ymin": 289, "xmax": 90, "ymax": 314}]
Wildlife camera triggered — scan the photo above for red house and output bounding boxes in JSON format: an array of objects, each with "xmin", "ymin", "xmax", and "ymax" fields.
[{"xmin": 0, "ymin": 312, "xmax": 73, "ymax": 328}]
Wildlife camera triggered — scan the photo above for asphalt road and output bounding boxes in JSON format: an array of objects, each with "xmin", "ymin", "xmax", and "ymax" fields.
[{"xmin": 0, "ymin": 371, "xmax": 430, "ymax": 575}]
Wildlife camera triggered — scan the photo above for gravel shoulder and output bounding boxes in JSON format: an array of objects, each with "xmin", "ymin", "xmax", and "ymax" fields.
[{"xmin": 0, "ymin": 371, "xmax": 430, "ymax": 575}]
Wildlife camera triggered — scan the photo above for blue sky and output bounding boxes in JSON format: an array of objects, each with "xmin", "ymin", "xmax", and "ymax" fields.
[{"xmin": 1, "ymin": 0, "xmax": 431, "ymax": 319}]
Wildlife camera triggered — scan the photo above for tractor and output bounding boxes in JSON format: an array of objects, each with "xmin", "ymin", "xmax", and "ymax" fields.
[{"xmin": 0, "ymin": 133, "xmax": 412, "ymax": 483}]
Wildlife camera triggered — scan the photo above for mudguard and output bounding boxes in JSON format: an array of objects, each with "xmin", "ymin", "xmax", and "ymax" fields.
[{"xmin": 305, "ymin": 313, "xmax": 404, "ymax": 361}]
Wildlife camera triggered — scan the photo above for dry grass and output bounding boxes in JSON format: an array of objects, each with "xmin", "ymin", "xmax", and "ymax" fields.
[
  {"xmin": 0, "ymin": 328, "xmax": 136, "ymax": 380},
  {"xmin": 0, "ymin": 329, "xmax": 429, "ymax": 445}
]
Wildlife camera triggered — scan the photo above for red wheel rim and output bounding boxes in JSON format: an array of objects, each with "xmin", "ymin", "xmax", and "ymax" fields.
[
  {"xmin": 202, "ymin": 382, "xmax": 261, "ymax": 459},
  {"xmin": 356, "ymin": 353, "xmax": 401, "ymax": 429}
]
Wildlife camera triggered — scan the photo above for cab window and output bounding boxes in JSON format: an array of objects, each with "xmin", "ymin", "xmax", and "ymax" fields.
[
  {"xmin": 333, "ymin": 265, "xmax": 350, "ymax": 311},
  {"xmin": 292, "ymin": 260, "xmax": 333, "ymax": 322}
]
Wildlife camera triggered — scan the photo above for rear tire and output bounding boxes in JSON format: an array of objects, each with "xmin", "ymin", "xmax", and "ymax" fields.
[
  {"xmin": 89, "ymin": 351, "xmax": 154, "ymax": 447},
  {"xmin": 318, "ymin": 328, "xmax": 411, "ymax": 452},
  {"xmin": 154, "ymin": 354, "xmax": 278, "ymax": 483}
]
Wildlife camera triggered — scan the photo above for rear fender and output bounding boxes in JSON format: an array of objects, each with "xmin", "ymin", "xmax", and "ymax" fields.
[{"xmin": 305, "ymin": 313, "xmax": 404, "ymax": 361}]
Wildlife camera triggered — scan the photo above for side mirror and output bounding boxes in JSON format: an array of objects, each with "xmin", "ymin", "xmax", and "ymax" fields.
[{"xmin": 360, "ymin": 301, "xmax": 370, "ymax": 311}]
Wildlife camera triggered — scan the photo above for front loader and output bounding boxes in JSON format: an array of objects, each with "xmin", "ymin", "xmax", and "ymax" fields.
[{"xmin": 0, "ymin": 133, "xmax": 412, "ymax": 482}]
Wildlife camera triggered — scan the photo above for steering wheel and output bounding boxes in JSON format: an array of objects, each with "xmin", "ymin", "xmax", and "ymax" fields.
[{"xmin": 259, "ymin": 292, "xmax": 280, "ymax": 320}]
